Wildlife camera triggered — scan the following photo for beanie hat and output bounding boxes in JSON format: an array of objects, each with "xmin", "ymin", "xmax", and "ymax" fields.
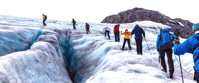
[
  {"xmin": 192, "ymin": 23, "xmax": 199, "ymax": 31},
  {"xmin": 118, "ymin": 24, "xmax": 120, "ymax": 26}
]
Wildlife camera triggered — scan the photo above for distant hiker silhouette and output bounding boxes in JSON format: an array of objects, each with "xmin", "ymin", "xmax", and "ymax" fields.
[
  {"xmin": 156, "ymin": 28, "xmax": 177, "ymax": 78},
  {"xmin": 174, "ymin": 23, "xmax": 199, "ymax": 82},
  {"xmin": 103, "ymin": 27, "xmax": 110, "ymax": 40},
  {"xmin": 42, "ymin": 14, "xmax": 47, "ymax": 26},
  {"xmin": 85, "ymin": 22, "xmax": 90, "ymax": 34},
  {"xmin": 121, "ymin": 29, "xmax": 132, "ymax": 50},
  {"xmin": 131, "ymin": 24, "xmax": 145, "ymax": 55},
  {"xmin": 113, "ymin": 24, "xmax": 120, "ymax": 42},
  {"xmin": 72, "ymin": 18, "xmax": 76, "ymax": 30}
]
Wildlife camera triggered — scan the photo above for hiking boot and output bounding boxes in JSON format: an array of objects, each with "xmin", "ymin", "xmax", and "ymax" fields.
[
  {"xmin": 161, "ymin": 69, "xmax": 167, "ymax": 73},
  {"xmin": 169, "ymin": 73, "xmax": 173, "ymax": 78}
]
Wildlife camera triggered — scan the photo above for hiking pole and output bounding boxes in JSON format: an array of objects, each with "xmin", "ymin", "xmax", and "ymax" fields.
[
  {"xmin": 144, "ymin": 38, "xmax": 152, "ymax": 55},
  {"xmin": 179, "ymin": 56, "xmax": 184, "ymax": 83}
]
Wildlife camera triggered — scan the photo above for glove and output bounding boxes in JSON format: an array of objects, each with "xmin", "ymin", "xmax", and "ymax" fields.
[
  {"xmin": 157, "ymin": 49, "xmax": 159, "ymax": 52},
  {"xmin": 121, "ymin": 31, "xmax": 122, "ymax": 33},
  {"xmin": 174, "ymin": 38, "xmax": 180, "ymax": 44}
]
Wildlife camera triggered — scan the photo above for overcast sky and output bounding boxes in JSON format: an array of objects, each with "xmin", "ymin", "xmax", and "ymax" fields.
[{"xmin": 0, "ymin": 0, "xmax": 198, "ymax": 23}]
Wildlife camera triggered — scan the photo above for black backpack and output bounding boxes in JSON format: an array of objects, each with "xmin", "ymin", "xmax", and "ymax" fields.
[{"xmin": 45, "ymin": 15, "xmax": 47, "ymax": 19}]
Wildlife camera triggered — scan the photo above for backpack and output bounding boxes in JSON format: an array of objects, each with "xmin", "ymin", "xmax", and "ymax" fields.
[
  {"xmin": 45, "ymin": 15, "xmax": 47, "ymax": 19},
  {"xmin": 135, "ymin": 28, "xmax": 141, "ymax": 35},
  {"xmin": 159, "ymin": 29, "xmax": 174, "ymax": 50}
]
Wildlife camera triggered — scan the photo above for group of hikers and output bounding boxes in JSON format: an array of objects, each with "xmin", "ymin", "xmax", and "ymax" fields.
[
  {"xmin": 104, "ymin": 24, "xmax": 145, "ymax": 55},
  {"xmin": 42, "ymin": 14, "xmax": 199, "ymax": 82},
  {"xmin": 107, "ymin": 23, "xmax": 199, "ymax": 82},
  {"xmin": 42, "ymin": 15, "xmax": 91, "ymax": 34}
]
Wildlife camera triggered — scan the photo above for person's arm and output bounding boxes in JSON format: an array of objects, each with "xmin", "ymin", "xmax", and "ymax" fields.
[
  {"xmin": 171, "ymin": 33, "xmax": 177, "ymax": 39},
  {"xmin": 121, "ymin": 32, "xmax": 124, "ymax": 35},
  {"xmin": 174, "ymin": 38, "xmax": 191, "ymax": 55},
  {"xmin": 117, "ymin": 26, "xmax": 119, "ymax": 32},
  {"xmin": 156, "ymin": 34, "xmax": 160, "ymax": 50},
  {"xmin": 142, "ymin": 28, "xmax": 145, "ymax": 38},
  {"xmin": 129, "ymin": 32, "xmax": 132, "ymax": 36}
]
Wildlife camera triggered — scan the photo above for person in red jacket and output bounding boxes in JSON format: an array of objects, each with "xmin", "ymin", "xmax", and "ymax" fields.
[{"xmin": 114, "ymin": 24, "xmax": 120, "ymax": 42}]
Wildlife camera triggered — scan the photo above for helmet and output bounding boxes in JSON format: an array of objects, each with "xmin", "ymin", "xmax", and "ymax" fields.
[{"xmin": 192, "ymin": 23, "xmax": 199, "ymax": 31}]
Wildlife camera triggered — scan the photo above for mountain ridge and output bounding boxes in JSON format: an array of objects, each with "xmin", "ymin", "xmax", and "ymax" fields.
[{"xmin": 101, "ymin": 7, "xmax": 194, "ymax": 38}]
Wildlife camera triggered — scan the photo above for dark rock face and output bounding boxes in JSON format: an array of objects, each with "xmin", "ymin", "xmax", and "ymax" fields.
[{"xmin": 101, "ymin": 7, "xmax": 194, "ymax": 38}]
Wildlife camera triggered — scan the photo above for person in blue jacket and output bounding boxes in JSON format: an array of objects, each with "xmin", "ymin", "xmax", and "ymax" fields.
[
  {"xmin": 174, "ymin": 23, "xmax": 199, "ymax": 82},
  {"xmin": 131, "ymin": 24, "xmax": 145, "ymax": 55},
  {"xmin": 156, "ymin": 28, "xmax": 177, "ymax": 78}
]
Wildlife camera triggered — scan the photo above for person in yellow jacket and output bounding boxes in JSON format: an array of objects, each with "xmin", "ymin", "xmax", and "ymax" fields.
[
  {"xmin": 121, "ymin": 29, "xmax": 132, "ymax": 50},
  {"xmin": 42, "ymin": 14, "xmax": 47, "ymax": 26}
]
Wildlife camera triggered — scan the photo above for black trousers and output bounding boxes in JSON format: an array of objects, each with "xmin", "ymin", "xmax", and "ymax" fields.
[
  {"xmin": 105, "ymin": 30, "xmax": 110, "ymax": 39},
  {"xmin": 114, "ymin": 32, "xmax": 120, "ymax": 42},
  {"xmin": 159, "ymin": 48, "xmax": 174, "ymax": 74},
  {"xmin": 135, "ymin": 39, "xmax": 142, "ymax": 54},
  {"xmin": 86, "ymin": 28, "xmax": 90, "ymax": 34},
  {"xmin": 43, "ymin": 19, "xmax": 46, "ymax": 26},
  {"xmin": 122, "ymin": 39, "xmax": 131, "ymax": 50},
  {"xmin": 73, "ymin": 24, "xmax": 76, "ymax": 29}
]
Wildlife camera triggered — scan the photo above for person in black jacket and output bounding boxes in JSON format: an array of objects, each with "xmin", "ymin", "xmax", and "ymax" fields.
[
  {"xmin": 85, "ymin": 22, "xmax": 90, "ymax": 34},
  {"xmin": 131, "ymin": 24, "xmax": 145, "ymax": 55},
  {"xmin": 72, "ymin": 18, "xmax": 76, "ymax": 29}
]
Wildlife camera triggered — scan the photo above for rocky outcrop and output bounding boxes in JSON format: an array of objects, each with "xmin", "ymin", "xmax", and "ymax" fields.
[{"xmin": 101, "ymin": 7, "xmax": 194, "ymax": 38}]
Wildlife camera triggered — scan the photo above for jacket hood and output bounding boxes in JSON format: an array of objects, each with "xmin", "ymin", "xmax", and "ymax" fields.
[
  {"xmin": 161, "ymin": 28, "xmax": 169, "ymax": 33},
  {"xmin": 135, "ymin": 25, "xmax": 140, "ymax": 29}
]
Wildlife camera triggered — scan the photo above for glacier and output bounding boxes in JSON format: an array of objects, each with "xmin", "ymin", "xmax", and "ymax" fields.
[{"xmin": 0, "ymin": 15, "xmax": 196, "ymax": 83}]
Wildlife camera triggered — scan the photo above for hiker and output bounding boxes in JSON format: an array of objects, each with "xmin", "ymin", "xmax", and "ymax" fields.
[
  {"xmin": 113, "ymin": 24, "xmax": 120, "ymax": 42},
  {"xmin": 85, "ymin": 22, "xmax": 90, "ymax": 34},
  {"xmin": 173, "ymin": 23, "xmax": 199, "ymax": 82},
  {"xmin": 42, "ymin": 14, "xmax": 47, "ymax": 26},
  {"xmin": 121, "ymin": 29, "xmax": 132, "ymax": 50},
  {"xmin": 131, "ymin": 24, "xmax": 145, "ymax": 55},
  {"xmin": 156, "ymin": 28, "xmax": 177, "ymax": 78},
  {"xmin": 103, "ymin": 27, "xmax": 110, "ymax": 40},
  {"xmin": 72, "ymin": 18, "xmax": 76, "ymax": 29}
]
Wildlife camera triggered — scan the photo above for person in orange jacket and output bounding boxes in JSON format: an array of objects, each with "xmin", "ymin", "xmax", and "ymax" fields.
[{"xmin": 121, "ymin": 29, "xmax": 132, "ymax": 50}]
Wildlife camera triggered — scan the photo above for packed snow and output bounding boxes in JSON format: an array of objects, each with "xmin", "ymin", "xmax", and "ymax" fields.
[{"xmin": 0, "ymin": 15, "xmax": 195, "ymax": 83}]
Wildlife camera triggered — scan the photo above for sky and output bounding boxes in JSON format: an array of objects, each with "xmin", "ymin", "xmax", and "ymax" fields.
[{"xmin": 0, "ymin": 0, "xmax": 198, "ymax": 23}]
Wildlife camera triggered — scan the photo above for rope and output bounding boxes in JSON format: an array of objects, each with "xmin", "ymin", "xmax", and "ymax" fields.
[{"xmin": 174, "ymin": 55, "xmax": 193, "ymax": 75}]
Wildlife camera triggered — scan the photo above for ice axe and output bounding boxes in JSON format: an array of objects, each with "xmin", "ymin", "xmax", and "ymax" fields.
[
  {"xmin": 144, "ymin": 38, "xmax": 152, "ymax": 55},
  {"xmin": 175, "ymin": 29, "xmax": 184, "ymax": 83}
]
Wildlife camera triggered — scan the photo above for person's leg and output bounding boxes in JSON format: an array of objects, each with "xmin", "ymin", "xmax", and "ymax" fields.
[
  {"xmin": 127, "ymin": 39, "xmax": 131, "ymax": 50},
  {"xmin": 117, "ymin": 32, "xmax": 120, "ymax": 42},
  {"xmin": 140, "ymin": 39, "xmax": 143, "ymax": 55},
  {"xmin": 114, "ymin": 32, "xmax": 117, "ymax": 42},
  {"xmin": 43, "ymin": 19, "xmax": 45, "ymax": 26},
  {"xmin": 86, "ymin": 28, "xmax": 88, "ymax": 34},
  {"xmin": 135, "ymin": 39, "xmax": 139, "ymax": 54},
  {"xmin": 160, "ymin": 49, "xmax": 167, "ymax": 72},
  {"xmin": 105, "ymin": 31, "xmax": 107, "ymax": 37},
  {"xmin": 122, "ymin": 39, "xmax": 127, "ymax": 50},
  {"xmin": 44, "ymin": 19, "xmax": 46, "ymax": 26},
  {"xmin": 73, "ymin": 24, "xmax": 76, "ymax": 29},
  {"xmin": 166, "ymin": 48, "xmax": 174, "ymax": 78},
  {"xmin": 108, "ymin": 31, "xmax": 110, "ymax": 39},
  {"xmin": 137, "ymin": 39, "xmax": 142, "ymax": 54}
]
